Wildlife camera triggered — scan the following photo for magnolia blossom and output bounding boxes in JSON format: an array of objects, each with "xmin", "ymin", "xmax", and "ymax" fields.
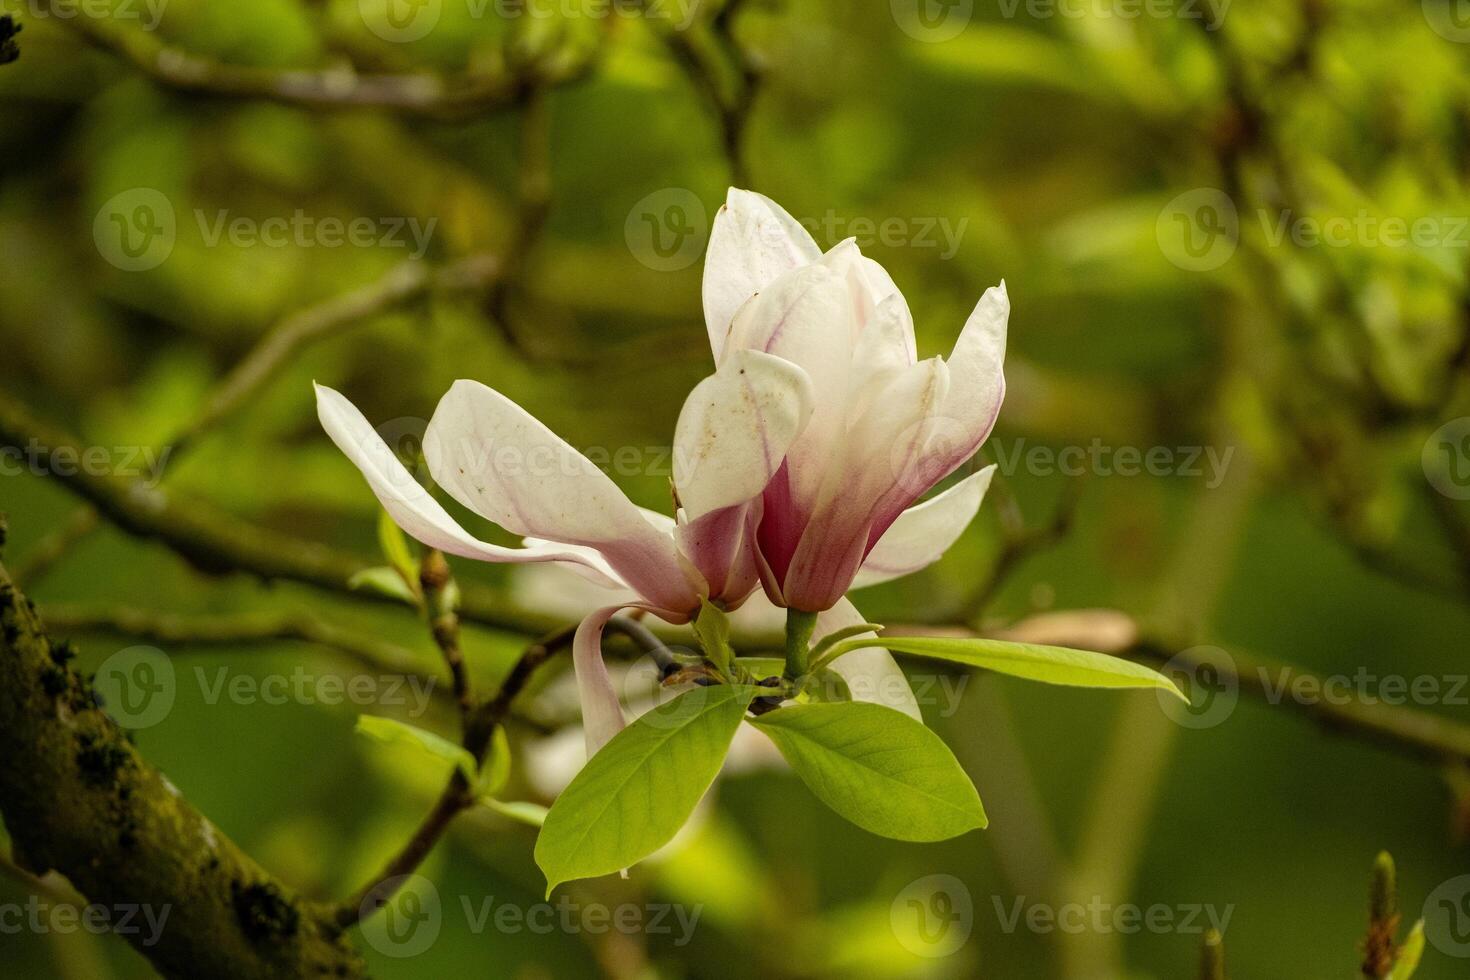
[
  {"xmin": 316, "ymin": 187, "xmax": 1007, "ymax": 755},
  {"xmin": 705, "ymin": 189, "xmax": 1008, "ymax": 614}
]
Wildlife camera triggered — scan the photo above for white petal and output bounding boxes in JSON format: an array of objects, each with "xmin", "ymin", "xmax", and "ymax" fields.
[
  {"xmin": 423, "ymin": 380, "xmax": 695, "ymax": 613},
  {"xmin": 574, "ymin": 605, "xmax": 634, "ymax": 757},
  {"xmin": 673, "ymin": 349, "xmax": 814, "ymax": 521},
  {"xmin": 927, "ymin": 281, "xmax": 1008, "ymax": 480},
  {"xmin": 853, "ymin": 466, "xmax": 995, "ymax": 589},
  {"xmin": 818, "ymin": 598, "xmax": 921, "ymax": 721},
  {"xmin": 703, "ymin": 188, "xmax": 821, "ymax": 361},
  {"xmin": 315, "ymin": 383, "xmax": 603, "ymax": 572}
]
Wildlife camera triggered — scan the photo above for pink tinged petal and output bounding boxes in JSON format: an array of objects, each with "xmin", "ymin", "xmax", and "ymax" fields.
[
  {"xmin": 703, "ymin": 188, "xmax": 821, "ymax": 361},
  {"xmin": 729, "ymin": 263, "xmax": 858, "ymax": 521},
  {"xmin": 817, "ymin": 598, "xmax": 921, "ymax": 721},
  {"xmin": 672, "ymin": 349, "xmax": 815, "ymax": 522},
  {"xmin": 423, "ymin": 380, "xmax": 697, "ymax": 614},
  {"xmin": 314, "ymin": 383, "xmax": 605, "ymax": 572},
  {"xmin": 573, "ymin": 606, "xmax": 634, "ymax": 757},
  {"xmin": 922, "ymin": 281, "xmax": 1009, "ymax": 485},
  {"xmin": 853, "ymin": 466, "xmax": 995, "ymax": 589},
  {"xmin": 779, "ymin": 358, "xmax": 952, "ymax": 611}
]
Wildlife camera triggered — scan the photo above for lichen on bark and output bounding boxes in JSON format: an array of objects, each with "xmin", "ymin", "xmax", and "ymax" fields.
[{"xmin": 0, "ymin": 554, "xmax": 366, "ymax": 978}]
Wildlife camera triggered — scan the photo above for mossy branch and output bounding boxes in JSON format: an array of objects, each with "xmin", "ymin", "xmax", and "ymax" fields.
[{"xmin": 0, "ymin": 556, "xmax": 365, "ymax": 978}]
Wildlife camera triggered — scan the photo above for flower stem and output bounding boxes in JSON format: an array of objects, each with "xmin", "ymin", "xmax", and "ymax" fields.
[{"xmin": 783, "ymin": 609, "xmax": 819, "ymax": 682}]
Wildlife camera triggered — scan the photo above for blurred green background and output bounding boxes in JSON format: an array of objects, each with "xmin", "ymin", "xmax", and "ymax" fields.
[{"xmin": 3, "ymin": 0, "xmax": 1470, "ymax": 976}]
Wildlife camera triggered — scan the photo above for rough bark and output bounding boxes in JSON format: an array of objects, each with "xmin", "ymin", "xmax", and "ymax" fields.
[{"xmin": 0, "ymin": 558, "xmax": 366, "ymax": 978}]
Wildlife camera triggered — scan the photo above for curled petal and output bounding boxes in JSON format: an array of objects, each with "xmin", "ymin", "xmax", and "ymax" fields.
[
  {"xmin": 817, "ymin": 598, "xmax": 921, "ymax": 721},
  {"xmin": 854, "ymin": 466, "xmax": 995, "ymax": 589},
  {"xmin": 573, "ymin": 606, "xmax": 635, "ymax": 757},
  {"xmin": 673, "ymin": 349, "xmax": 814, "ymax": 522},
  {"xmin": 315, "ymin": 384, "xmax": 604, "ymax": 573},
  {"xmin": 703, "ymin": 188, "xmax": 821, "ymax": 361},
  {"xmin": 423, "ymin": 380, "xmax": 696, "ymax": 613}
]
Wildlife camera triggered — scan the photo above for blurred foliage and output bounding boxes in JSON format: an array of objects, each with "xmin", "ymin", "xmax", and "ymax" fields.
[{"xmin": 1, "ymin": 0, "xmax": 1469, "ymax": 977}]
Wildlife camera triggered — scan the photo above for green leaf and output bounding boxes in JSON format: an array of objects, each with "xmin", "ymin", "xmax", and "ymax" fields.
[
  {"xmin": 482, "ymin": 799, "xmax": 549, "ymax": 827},
  {"xmin": 752, "ymin": 701, "xmax": 986, "ymax": 841},
  {"xmin": 692, "ymin": 598, "xmax": 735, "ymax": 675},
  {"xmin": 355, "ymin": 715, "xmax": 477, "ymax": 785},
  {"xmin": 347, "ymin": 566, "xmax": 420, "ymax": 606},
  {"xmin": 482, "ymin": 725, "xmax": 512, "ymax": 796},
  {"xmin": 808, "ymin": 622, "xmax": 885, "ymax": 664},
  {"xmin": 377, "ymin": 509, "xmax": 418, "ymax": 586},
  {"xmin": 535, "ymin": 685, "xmax": 761, "ymax": 895},
  {"xmin": 819, "ymin": 636, "xmax": 1186, "ymax": 702},
  {"xmin": 1388, "ymin": 920, "xmax": 1425, "ymax": 980}
]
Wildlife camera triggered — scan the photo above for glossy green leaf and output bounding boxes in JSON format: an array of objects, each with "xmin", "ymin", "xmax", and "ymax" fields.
[
  {"xmin": 347, "ymin": 566, "xmax": 419, "ymax": 606},
  {"xmin": 483, "ymin": 799, "xmax": 549, "ymax": 828},
  {"xmin": 752, "ymin": 701, "xmax": 986, "ymax": 841},
  {"xmin": 355, "ymin": 715, "xmax": 476, "ymax": 784},
  {"xmin": 818, "ymin": 635, "xmax": 1186, "ymax": 701},
  {"xmin": 692, "ymin": 597, "xmax": 735, "ymax": 675},
  {"xmin": 535, "ymin": 685, "xmax": 761, "ymax": 895},
  {"xmin": 482, "ymin": 725, "xmax": 512, "ymax": 796},
  {"xmin": 376, "ymin": 508, "xmax": 418, "ymax": 587},
  {"xmin": 1388, "ymin": 920, "xmax": 1425, "ymax": 980}
]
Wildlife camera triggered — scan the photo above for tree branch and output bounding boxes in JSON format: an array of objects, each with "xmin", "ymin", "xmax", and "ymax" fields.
[
  {"xmin": 0, "ymin": 554, "xmax": 365, "ymax": 978},
  {"xmin": 42, "ymin": 0, "xmax": 599, "ymax": 118}
]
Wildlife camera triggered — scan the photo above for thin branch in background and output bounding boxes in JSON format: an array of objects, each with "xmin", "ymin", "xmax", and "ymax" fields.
[
  {"xmin": 167, "ymin": 254, "xmax": 499, "ymax": 464},
  {"xmin": 40, "ymin": 603, "xmax": 429, "ymax": 681},
  {"xmin": 39, "ymin": 0, "xmax": 602, "ymax": 118},
  {"xmin": 0, "ymin": 388, "xmax": 559, "ymax": 637},
  {"xmin": 486, "ymin": 88, "xmax": 554, "ymax": 356},
  {"xmin": 10, "ymin": 506, "xmax": 98, "ymax": 588},
  {"xmin": 651, "ymin": 0, "xmax": 761, "ymax": 185},
  {"xmin": 1200, "ymin": 929, "xmax": 1226, "ymax": 980},
  {"xmin": 335, "ymin": 624, "xmax": 576, "ymax": 928},
  {"xmin": 419, "ymin": 550, "xmax": 473, "ymax": 717}
]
